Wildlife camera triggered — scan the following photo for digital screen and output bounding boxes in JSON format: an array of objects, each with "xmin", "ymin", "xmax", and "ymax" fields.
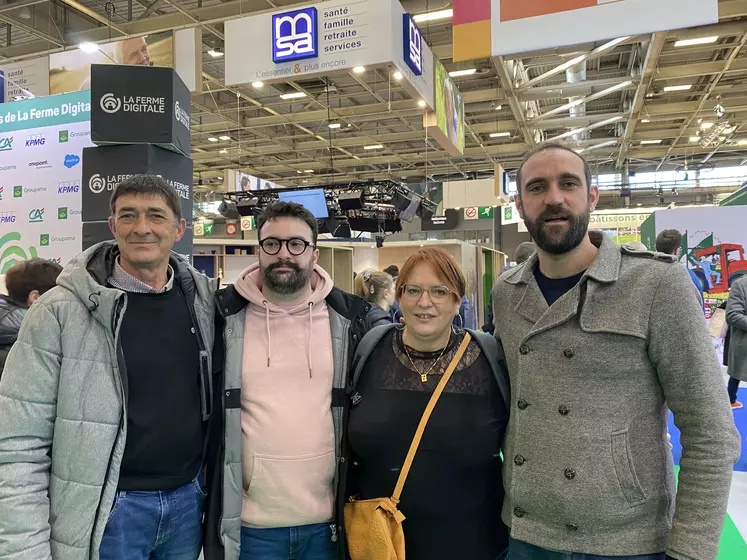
[{"xmin": 278, "ymin": 188, "xmax": 329, "ymax": 218}]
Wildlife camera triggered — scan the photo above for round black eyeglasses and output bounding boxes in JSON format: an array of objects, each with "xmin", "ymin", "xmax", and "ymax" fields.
[{"xmin": 259, "ymin": 237, "xmax": 315, "ymax": 256}]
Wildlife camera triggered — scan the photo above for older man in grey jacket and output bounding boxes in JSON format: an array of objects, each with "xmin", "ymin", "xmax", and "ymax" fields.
[
  {"xmin": 493, "ymin": 143, "xmax": 739, "ymax": 560},
  {"xmin": 0, "ymin": 176, "xmax": 217, "ymax": 560},
  {"xmin": 726, "ymin": 275, "xmax": 747, "ymax": 404}
]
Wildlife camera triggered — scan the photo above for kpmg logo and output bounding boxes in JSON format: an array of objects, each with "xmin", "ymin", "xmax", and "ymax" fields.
[
  {"xmin": 25, "ymin": 134, "xmax": 46, "ymax": 147},
  {"xmin": 403, "ymin": 14, "xmax": 423, "ymax": 76},
  {"xmin": 174, "ymin": 101, "xmax": 190, "ymax": 129},
  {"xmin": 273, "ymin": 7, "xmax": 318, "ymax": 64},
  {"xmin": 100, "ymin": 93, "xmax": 122, "ymax": 114},
  {"xmin": 0, "ymin": 137, "xmax": 13, "ymax": 151},
  {"xmin": 58, "ymin": 181, "xmax": 80, "ymax": 194},
  {"xmin": 0, "ymin": 212, "xmax": 16, "ymax": 224},
  {"xmin": 29, "ymin": 208, "xmax": 44, "ymax": 223},
  {"xmin": 64, "ymin": 154, "xmax": 80, "ymax": 168}
]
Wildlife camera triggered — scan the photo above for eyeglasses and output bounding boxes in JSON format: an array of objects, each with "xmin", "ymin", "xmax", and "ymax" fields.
[
  {"xmin": 401, "ymin": 284, "xmax": 453, "ymax": 303},
  {"xmin": 259, "ymin": 237, "xmax": 315, "ymax": 256}
]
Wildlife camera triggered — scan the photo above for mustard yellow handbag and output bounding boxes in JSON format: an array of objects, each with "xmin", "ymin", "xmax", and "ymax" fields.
[{"xmin": 344, "ymin": 333, "xmax": 472, "ymax": 560}]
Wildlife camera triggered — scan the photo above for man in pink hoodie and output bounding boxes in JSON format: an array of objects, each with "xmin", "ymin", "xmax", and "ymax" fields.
[{"xmin": 204, "ymin": 202, "xmax": 390, "ymax": 560}]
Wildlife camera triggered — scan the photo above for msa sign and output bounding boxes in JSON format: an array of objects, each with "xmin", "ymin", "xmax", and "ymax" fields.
[
  {"xmin": 403, "ymin": 14, "xmax": 422, "ymax": 76},
  {"xmin": 272, "ymin": 7, "xmax": 318, "ymax": 64}
]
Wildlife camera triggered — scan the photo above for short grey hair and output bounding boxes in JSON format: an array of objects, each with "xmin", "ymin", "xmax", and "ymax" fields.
[{"xmin": 110, "ymin": 175, "xmax": 183, "ymax": 221}]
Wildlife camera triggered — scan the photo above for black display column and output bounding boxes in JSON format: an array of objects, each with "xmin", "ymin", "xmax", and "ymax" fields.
[{"xmin": 81, "ymin": 64, "xmax": 194, "ymax": 260}]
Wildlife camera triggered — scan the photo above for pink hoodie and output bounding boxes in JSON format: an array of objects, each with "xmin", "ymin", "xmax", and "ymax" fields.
[{"xmin": 233, "ymin": 263, "xmax": 336, "ymax": 529}]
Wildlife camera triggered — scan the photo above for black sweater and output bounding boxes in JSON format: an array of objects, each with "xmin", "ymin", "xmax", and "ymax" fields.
[{"xmin": 117, "ymin": 287, "xmax": 204, "ymax": 491}]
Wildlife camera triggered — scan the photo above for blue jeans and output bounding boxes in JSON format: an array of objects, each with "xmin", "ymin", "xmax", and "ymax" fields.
[
  {"xmin": 239, "ymin": 523, "xmax": 337, "ymax": 560},
  {"xmin": 99, "ymin": 472, "xmax": 206, "ymax": 560},
  {"xmin": 508, "ymin": 539, "xmax": 666, "ymax": 560}
]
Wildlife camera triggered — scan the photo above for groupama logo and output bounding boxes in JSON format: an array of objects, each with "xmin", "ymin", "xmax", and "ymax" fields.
[{"xmin": 0, "ymin": 232, "xmax": 38, "ymax": 274}]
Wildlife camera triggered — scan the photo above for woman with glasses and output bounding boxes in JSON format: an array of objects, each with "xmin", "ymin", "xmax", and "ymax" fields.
[{"xmin": 340, "ymin": 247, "xmax": 510, "ymax": 560}]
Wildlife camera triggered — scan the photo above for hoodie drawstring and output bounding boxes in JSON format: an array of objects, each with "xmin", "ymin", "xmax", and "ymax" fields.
[
  {"xmin": 263, "ymin": 301, "xmax": 271, "ymax": 367},
  {"xmin": 308, "ymin": 303, "xmax": 314, "ymax": 379}
]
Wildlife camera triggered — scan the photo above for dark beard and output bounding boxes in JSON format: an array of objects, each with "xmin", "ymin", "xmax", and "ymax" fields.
[
  {"xmin": 262, "ymin": 260, "xmax": 312, "ymax": 295},
  {"xmin": 524, "ymin": 206, "xmax": 590, "ymax": 255}
]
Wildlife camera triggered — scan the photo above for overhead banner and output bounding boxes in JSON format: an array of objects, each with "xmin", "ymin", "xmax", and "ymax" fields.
[
  {"xmin": 49, "ymin": 32, "xmax": 173, "ymax": 95},
  {"xmin": 225, "ymin": 0, "xmax": 435, "ymax": 109},
  {"xmin": 90, "ymin": 64, "xmax": 191, "ymax": 156},
  {"xmin": 424, "ymin": 58, "xmax": 465, "ymax": 156},
  {"xmin": 0, "ymin": 91, "xmax": 92, "ymax": 271},
  {"xmin": 0, "ymin": 57, "xmax": 50, "ymax": 103},
  {"xmin": 453, "ymin": 0, "xmax": 718, "ymax": 60},
  {"xmin": 82, "ymin": 144, "xmax": 193, "ymax": 224}
]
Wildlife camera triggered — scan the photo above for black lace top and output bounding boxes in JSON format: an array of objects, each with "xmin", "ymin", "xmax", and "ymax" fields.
[{"xmin": 347, "ymin": 328, "xmax": 509, "ymax": 560}]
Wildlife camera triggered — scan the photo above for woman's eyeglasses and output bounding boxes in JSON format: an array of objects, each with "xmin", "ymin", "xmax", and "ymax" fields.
[
  {"xmin": 401, "ymin": 284, "xmax": 453, "ymax": 303},
  {"xmin": 259, "ymin": 237, "xmax": 315, "ymax": 256}
]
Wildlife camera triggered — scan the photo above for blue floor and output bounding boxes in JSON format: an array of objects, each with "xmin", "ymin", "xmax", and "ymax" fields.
[{"xmin": 668, "ymin": 387, "xmax": 747, "ymax": 472}]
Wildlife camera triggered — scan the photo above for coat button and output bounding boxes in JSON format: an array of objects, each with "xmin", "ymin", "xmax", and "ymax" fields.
[
  {"xmin": 559, "ymin": 405, "xmax": 570, "ymax": 416},
  {"xmin": 567, "ymin": 523, "xmax": 579, "ymax": 532},
  {"xmin": 563, "ymin": 348, "xmax": 575, "ymax": 358},
  {"xmin": 565, "ymin": 468, "xmax": 576, "ymax": 480},
  {"xmin": 514, "ymin": 507, "xmax": 526, "ymax": 518},
  {"xmin": 517, "ymin": 399, "xmax": 529, "ymax": 410},
  {"xmin": 514, "ymin": 455, "xmax": 525, "ymax": 466},
  {"xmin": 519, "ymin": 345, "xmax": 530, "ymax": 355}
]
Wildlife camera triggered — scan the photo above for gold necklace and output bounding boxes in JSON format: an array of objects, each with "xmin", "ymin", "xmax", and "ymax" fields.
[{"xmin": 402, "ymin": 332, "xmax": 451, "ymax": 383}]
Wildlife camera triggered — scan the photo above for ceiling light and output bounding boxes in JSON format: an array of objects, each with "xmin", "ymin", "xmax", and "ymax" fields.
[
  {"xmin": 353, "ymin": 66, "xmax": 366, "ymax": 74},
  {"xmin": 418, "ymin": 100, "xmax": 426, "ymax": 108},
  {"xmin": 304, "ymin": 169, "xmax": 314, "ymax": 173},
  {"xmin": 701, "ymin": 122, "xmax": 715, "ymax": 130},
  {"xmin": 393, "ymin": 71, "xmax": 403, "ymax": 81},
  {"xmin": 219, "ymin": 149, "xmax": 228, "ymax": 154},
  {"xmin": 738, "ymin": 140, "xmax": 747, "ymax": 146},
  {"xmin": 78, "ymin": 42, "xmax": 100, "ymax": 53},
  {"xmin": 490, "ymin": 132, "xmax": 511, "ymax": 138},
  {"xmin": 252, "ymin": 81, "xmax": 264, "ymax": 88},
  {"xmin": 690, "ymin": 137, "xmax": 701, "ymax": 142},
  {"xmin": 364, "ymin": 144, "xmax": 384, "ymax": 150},
  {"xmin": 448, "ymin": 68, "xmax": 477, "ymax": 78},
  {"xmin": 328, "ymin": 123, "xmax": 342, "ymax": 129},
  {"xmin": 674, "ymin": 36, "xmax": 718, "ymax": 48},
  {"xmin": 208, "ymin": 137, "xmax": 218, "ymax": 142},
  {"xmin": 495, "ymin": 105, "xmax": 503, "ymax": 111},
  {"xmin": 280, "ymin": 92, "xmax": 307, "ymax": 100},
  {"xmin": 640, "ymin": 140, "xmax": 663, "ymax": 145},
  {"xmin": 297, "ymin": 170, "xmax": 304, "ymax": 174},
  {"xmin": 642, "ymin": 119, "xmax": 650, "ymax": 123},
  {"xmin": 663, "ymin": 84, "xmax": 693, "ymax": 92},
  {"xmin": 724, "ymin": 127, "xmax": 736, "ymax": 134},
  {"xmin": 207, "ymin": 48, "xmax": 224, "ymax": 58},
  {"xmin": 219, "ymin": 135, "xmax": 230, "ymax": 141},
  {"xmin": 413, "ymin": 9, "xmax": 453, "ymax": 23}
]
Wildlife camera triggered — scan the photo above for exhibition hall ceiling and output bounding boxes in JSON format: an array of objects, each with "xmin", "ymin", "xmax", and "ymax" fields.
[{"xmin": 3, "ymin": 0, "xmax": 747, "ymax": 188}]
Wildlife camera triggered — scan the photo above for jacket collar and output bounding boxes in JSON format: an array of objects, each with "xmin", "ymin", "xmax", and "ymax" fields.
[{"xmin": 505, "ymin": 230, "xmax": 620, "ymax": 287}]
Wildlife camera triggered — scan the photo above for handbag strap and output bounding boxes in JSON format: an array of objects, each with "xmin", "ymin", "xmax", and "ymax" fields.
[{"xmin": 391, "ymin": 332, "xmax": 472, "ymax": 503}]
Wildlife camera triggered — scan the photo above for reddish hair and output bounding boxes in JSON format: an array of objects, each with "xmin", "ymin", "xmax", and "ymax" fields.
[{"xmin": 396, "ymin": 247, "xmax": 466, "ymax": 302}]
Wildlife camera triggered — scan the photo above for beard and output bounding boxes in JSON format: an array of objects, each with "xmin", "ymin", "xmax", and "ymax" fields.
[
  {"xmin": 262, "ymin": 260, "xmax": 312, "ymax": 296},
  {"xmin": 524, "ymin": 205, "xmax": 590, "ymax": 255}
]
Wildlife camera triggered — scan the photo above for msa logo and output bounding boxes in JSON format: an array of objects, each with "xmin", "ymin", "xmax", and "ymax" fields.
[
  {"xmin": 29, "ymin": 208, "xmax": 44, "ymax": 223},
  {"xmin": 0, "ymin": 137, "xmax": 13, "ymax": 151},
  {"xmin": 175, "ymin": 101, "xmax": 190, "ymax": 129},
  {"xmin": 58, "ymin": 182, "xmax": 80, "ymax": 194},
  {"xmin": 26, "ymin": 134, "xmax": 46, "ymax": 147},
  {"xmin": 273, "ymin": 7, "xmax": 318, "ymax": 64},
  {"xmin": 0, "ymin": 212, "xmax": 16, "ymax": 223},
  {"xmin": 59, "ymin": 130, "xmax": 69, "ymax": 143},
  {"xmin": 403, "ymin": 14, "xmax": 423, "ymax": 76},
  {"xmin": 100, "ymin": 93, "xmax": 122, "ymax": 114}
]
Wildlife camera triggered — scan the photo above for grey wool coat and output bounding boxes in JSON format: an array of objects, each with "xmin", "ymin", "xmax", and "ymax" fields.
[
  {"xmin": 726, "ymin": 275, "xmax": 747, "ymax": 382},
  {"xmin": 492, "ymin": 232, "xmax": 739, "ymax": 560}
]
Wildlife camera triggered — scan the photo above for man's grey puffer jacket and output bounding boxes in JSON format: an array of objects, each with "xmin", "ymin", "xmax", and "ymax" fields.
[{"xmin": 0, "ymin": 242, "xmax": 216, "ymax": 560}]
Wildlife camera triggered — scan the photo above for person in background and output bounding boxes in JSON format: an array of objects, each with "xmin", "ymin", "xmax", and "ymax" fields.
[
  {"xmin": 206, "ymin": 202, "xmax": 381, "ymax": 560},
  {"xmin": 116, "ymin": 36, "xmax": 152, "ymax": 66},
  {"xmin": 655, "ymin": 229, "xmax": 705, "ymax": 310},
  {"xmin": 0, "ymin": 258, "xmax": 62, "ymax": 379},
  {"xmin": 726, "ymin": 275, "xmax": 747, "ymax": 410},
  {"xmin": 483, "ymin": 242, "xmax": 536, "ymax": 334},
  {"xmin": 354, "ymin": 269, "xmax": 396, "ymax": 327},
  {"xmin": 343, "ymin": 247, "xmax": 510, "ymax": 560},
  {"xmin": 0, "ymin": 175, "xmax": 218, "ymax": 560},
  {"xmin": 383, "ymin": 264, "xmax": 399, "ymax": 283},
  {"xmin": 493, "ymin": 142, "xmax": 738, "ymax": 560},
  {"xmin": 383, "ymin": 265, "xmax": 402, "ymax": 322}
]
